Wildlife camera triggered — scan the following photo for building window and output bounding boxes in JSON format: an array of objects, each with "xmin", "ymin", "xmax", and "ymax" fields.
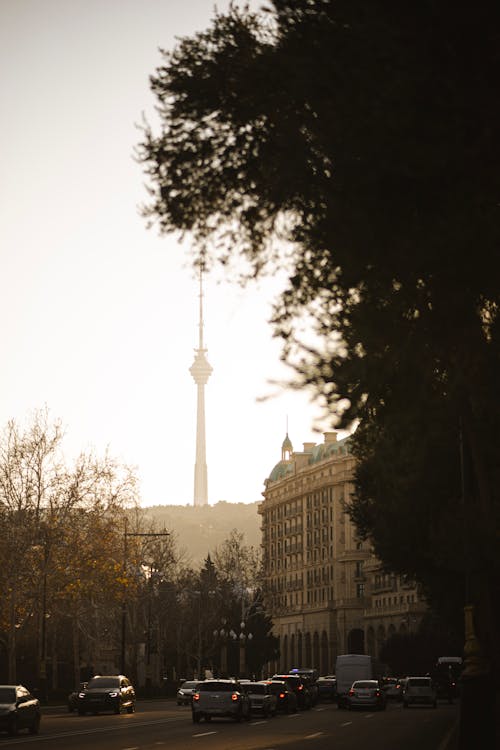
[{"xmin": 356, "ymin": 583, "xmax": 365, "ymax": 598}]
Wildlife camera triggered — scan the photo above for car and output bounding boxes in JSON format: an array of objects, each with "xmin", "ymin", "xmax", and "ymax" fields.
[
  {"xmin": 68, "ymin": 682, "xmax": 87, "ymax": 712},
  {"xmin": 264, "ymin": 680, "xmax": 298, "ymax": 713},
  {"xmin": 347, "ymin": 679, "xmax": 386, "ymax": 711},
  {"xmin": 381, "ymin": 677, "xmax": 403, "ymax": 701},
  {"xmin": 176, "ymin": 680, "xmax": 200, "ymax": 706},
  {"xmin": 271, "ymin": 674, "xmax": 312, "ymax": 709},
  {"xmin": 0, "ymin": 685, "xmax": 41, "ymax": 735},
  {"xmin": 192, "ymin": 679, "xmax": 251, "ymax": 723},
  {"xmin": 289, "ymin": 669, "xmax": 319, "ymax": 705},
  {"xmin": 316, "ymin": 675, "xmax": 337, "ymax": 701},
  {"xmin": 240, "ymin": 682, "xmax": 277, "ymax": 717},
  {"xmin": 76, "ymin": 675, "xmax": 136, "ymax": 715},
  {"xmin": 403, "ymin": 676, "xmax": 437, "ymax": 708}
]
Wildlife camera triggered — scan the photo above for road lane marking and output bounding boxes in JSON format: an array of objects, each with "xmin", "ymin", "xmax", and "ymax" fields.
[
  {"xmin": 305, "ymin": 732, "xmax": 324, "ymax": 739},
  {"xmin": 341, "ymin": 721, "xmax": 352, "ymax": 726},
  {"xmin": 192, "ymin": 731, "xmax": 217, "ymax": 737},
  {"xmin": 251, "ymin": 720, "xmax": 268, "ymax": 725}
]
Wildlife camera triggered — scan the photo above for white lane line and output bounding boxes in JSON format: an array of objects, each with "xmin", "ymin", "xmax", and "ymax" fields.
[
  {"xmin": 340, "ymin": 721, "xmax": 352, "ymax": 726},
  {"xmin": 305, "ymin": 732, "xmax": 324, "ymax": 739},
  {"xmin": 364, "ymin": 713, "xmax": 374, "ymax": 718},
  {"xmin": 192, "ymin": 731, "xmax": 217, "ymax": 737},
  {"xmin": 251, "ymin": 720, "xmax": 268, "ymax": 725}
]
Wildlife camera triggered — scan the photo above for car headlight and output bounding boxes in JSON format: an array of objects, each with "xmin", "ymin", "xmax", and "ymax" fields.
[
  {"xmin": 109, "ymin": 692, "xmax": 119, "ymax": 698},
  {"xmin": 78, "ymin": 692, "xmax": 86, "ymax": 698}
]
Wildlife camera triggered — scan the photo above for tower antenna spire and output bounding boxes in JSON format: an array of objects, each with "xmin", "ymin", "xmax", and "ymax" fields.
[{"xmin": 189, "ymin": 265, "xmax": 213, "ymax": 507}]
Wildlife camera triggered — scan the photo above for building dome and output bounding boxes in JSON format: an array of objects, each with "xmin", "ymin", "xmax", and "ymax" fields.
[{"xmin": 268, "ymin": 459, "xmax": 294, "ymax": 483}]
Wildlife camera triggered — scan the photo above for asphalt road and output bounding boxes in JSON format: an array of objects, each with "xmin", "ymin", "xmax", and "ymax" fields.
[{"xmin": 0, "ymin": 699, "xmax": 458, "ymax": 750}]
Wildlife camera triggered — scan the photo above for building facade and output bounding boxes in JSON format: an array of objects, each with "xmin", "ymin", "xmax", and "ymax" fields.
[{"xmin": 258, "ymin": 431, "xmax": 427, "ymax": 675}]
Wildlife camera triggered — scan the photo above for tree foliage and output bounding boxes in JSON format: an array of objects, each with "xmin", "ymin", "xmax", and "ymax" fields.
[{"xmin": 139, "ymin": 0, "xmax": 500, "ymax": 675}]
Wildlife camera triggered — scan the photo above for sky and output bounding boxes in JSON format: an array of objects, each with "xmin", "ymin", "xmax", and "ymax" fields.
[{"xmin": 0, "ymin": 0, "xmax": 335, "ymax": 507}]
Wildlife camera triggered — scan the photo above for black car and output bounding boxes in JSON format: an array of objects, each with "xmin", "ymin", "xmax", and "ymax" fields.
[
  {"xmin": 317, "ymin": 675, "xmax": 337, "ymax": 701},
  {"xmin": 271, "ymin": 674, "xmax": 312, "ymax": 709},
  {"xmin": 68, "ymin": 682, "xmax": 87, "ymax": 712},
  {"xmin": 265, "ymin": 680, "xmax": 298, "ymax": 713},
  {"xmin": 0, "ymin": 685, "xmax": 41, "ymax": 735},
  {"xmin": 76, "ymin": 675, "xmax": 135, "ymax": 715}
]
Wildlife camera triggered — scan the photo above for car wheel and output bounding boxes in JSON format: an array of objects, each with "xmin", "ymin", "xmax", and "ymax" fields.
[
  {"xmin": 263, "ymin": 704, "xmax": 269, "ymax": 718},
  {"xmin": 114, "ymin": 703, "xmax": 120, "ymax": 715},
  {"xmin": 78, "ymin": 709, "xmax": 86, "ymax": 716},
  {"xmin": 192, "ymin": 712, "xmax": 200, "ymax": 723},
  {"xmin": 29, "ymin": 716, "xmax": 41, "ymax": 735},
  {"xmin": 126, "ymin": 704, "xmax": 135, "ymax": 714},
  {"xmin": 8, "ymin": 717, "xmax": 17, "ymax": 736},
  {"xmin": 403, "ymin": 702, "xmax": 408, "ymax": 708}
]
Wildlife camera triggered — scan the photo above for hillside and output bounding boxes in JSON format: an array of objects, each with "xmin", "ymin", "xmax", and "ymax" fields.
[{"xmin": 141, "ymin": 501, "xmax": 262, "ymax": 567}]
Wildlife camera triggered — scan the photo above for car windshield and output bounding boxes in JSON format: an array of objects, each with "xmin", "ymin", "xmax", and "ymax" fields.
[
  {"xmin": 181, "ymin": 682, "xmax": 198, "ymax": 689},
  {"xmin": 354, "ymin": 681, "xmax": 376, "ymax": 689},
  {"xmin": 197, "ymin": 682, "xmax": 237, "ymax": 692},
  {"xmin": 87, "ymin": 677, "xmax": 120, "ymax": 689},
  {"xmin": 0, "ymin": 688, "xmax": 16, "ymax": 703}
]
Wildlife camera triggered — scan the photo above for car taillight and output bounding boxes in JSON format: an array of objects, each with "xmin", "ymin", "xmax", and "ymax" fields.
[
  {"xmin": 375, "ymin": 690, "xmax": 381, "ymax": 697},
  {"xmin": 279, "ymin": 692, "xmax": 285, "ymax": 699},
  {"xmin": 298, "ymin": 685, "xmax": 303, "ymax": 691},
  {"xmin": 193, "ymin": 694, "xmax": 200, "ymax": 702},
  {"xmin": 231, "ymin": 693, "xmax": 239, "ymax": 702},
  {"xmin": 348, "ymin": 689, "xmax": 355, "ymax": 696}
]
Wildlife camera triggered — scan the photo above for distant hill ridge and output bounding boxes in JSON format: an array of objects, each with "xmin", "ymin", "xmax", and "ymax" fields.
[{"xmin": 142, "ymin": 501, "xmax": 262, "ymax": 566}]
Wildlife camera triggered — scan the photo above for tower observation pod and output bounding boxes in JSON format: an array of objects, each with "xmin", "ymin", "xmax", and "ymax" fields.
[{"xmin": 189, "ymin": 270, "xmax": 213, "ymax": 506}]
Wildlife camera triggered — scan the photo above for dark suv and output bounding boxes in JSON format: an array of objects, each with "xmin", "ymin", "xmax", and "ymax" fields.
[
  {"xmin": 271, "ymin": 674, "xmax": 312, "ymax": 709},
  {"xmin": 76, "ymin": 675, "xmax": 135, "ymax": 715}
]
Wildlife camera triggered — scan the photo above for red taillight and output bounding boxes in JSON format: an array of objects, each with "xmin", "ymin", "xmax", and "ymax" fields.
[
  {"xmin": 348, "ymin": 689, "xmax": 355, "ymax": 696},
  {"xmin": 375, "ymin": 690, "xmax": 381, "ymax": 697},
  {"xmin": 279, "ymin": 692, "xmax": 285, "ymax": 699},
  {"xmin": 193, "ymin": 694, "xmax": 200, "ymax": 702},
  {"xmin": 231, "ymin": 693, "xmax": 239, "ymax": 702},
  {"xmin": 298, "ymin": 685, "xmax": 303, "ymax": 691}
]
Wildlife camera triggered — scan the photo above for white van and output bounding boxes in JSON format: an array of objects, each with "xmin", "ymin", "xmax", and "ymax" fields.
[{"xmin": 335, "ymin": 654, "xmax": 373, "ymax": 708}]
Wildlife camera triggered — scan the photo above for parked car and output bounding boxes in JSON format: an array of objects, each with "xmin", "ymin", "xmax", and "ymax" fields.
[
  {"xmin": 0, "ymin": 685, "xmax": 41, "ymax": 735},
  {"xmin": 264, "ymin": 680, "xmax": 298, "ymax": 713},
  {"xmin": 176, "ymin": 680, "xmax": 200, "ymax": 706},
  {"xmin": 403, "ymin": 676, "xmax": 437, "ymax": 708},
  {"xmin": 192, "ymin": 679, "xmax": 251, "ymax": 723},
  {"xmin": 241, "ymin": 682, "xmax": 277, "ymax": 717},
  {"xmin": 316, "ymin": 675, "xmax": 337, "ymax": 702},
  {"xmin": 76, "ymin": 675, "xmax": 136, "ymax": 715},
  {"xmin": 68, "ymin": 682, "xmax": 87, "ymax": 712},
  {"xmin": 381, "ymin": 677, "xmax": 403, "ymax": 701},
  {"xmin": 271, "ymin": 674, "xmax": 312, "ymax": 709},
  {"xmin": 347, "ymin": 680, "xmax": 386, "ymax": 711}
]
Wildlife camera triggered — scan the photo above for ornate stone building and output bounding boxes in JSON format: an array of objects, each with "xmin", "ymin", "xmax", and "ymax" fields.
[{"xmin": 258, "ymin": 431, "xmax": 427, "ymax": 675}]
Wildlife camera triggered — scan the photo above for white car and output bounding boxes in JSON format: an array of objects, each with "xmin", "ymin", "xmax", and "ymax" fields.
[
  {"xmin": 403, "ymin": 676, "xmax": 437, "ymax": 708},
  {"xmin": 176, "ymin": 680, "xmax": 200, "ymax": 706}
]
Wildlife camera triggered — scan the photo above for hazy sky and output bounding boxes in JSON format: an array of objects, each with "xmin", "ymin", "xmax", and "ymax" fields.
[{"xmin": 0, "ymin": 0, "xmax": 333, "ymax": 506}]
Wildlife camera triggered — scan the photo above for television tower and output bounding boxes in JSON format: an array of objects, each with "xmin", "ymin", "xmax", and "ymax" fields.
[{"xmin": 189, "ymin": 269, "xmax": 213, "ymax": 506}]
